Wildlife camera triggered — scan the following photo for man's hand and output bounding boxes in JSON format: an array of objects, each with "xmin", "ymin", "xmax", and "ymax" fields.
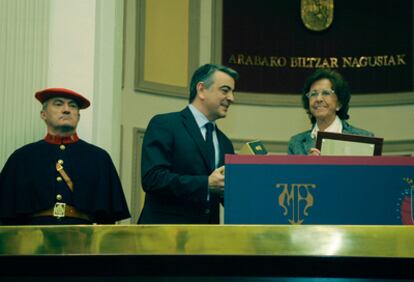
[{"xmin": 208, "ymin": 166, "xmax": 225, "ymax": 192}]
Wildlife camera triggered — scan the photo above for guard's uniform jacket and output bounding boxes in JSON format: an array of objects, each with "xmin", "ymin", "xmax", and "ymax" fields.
[{"xmin": 0, "ymin": 133, "xmax": 130, "ymax": 225}]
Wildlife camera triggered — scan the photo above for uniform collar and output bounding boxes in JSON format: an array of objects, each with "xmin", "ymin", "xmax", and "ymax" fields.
[{"xmin": 44, "ymin": 133, "xmax": 80, "ymax": 144}]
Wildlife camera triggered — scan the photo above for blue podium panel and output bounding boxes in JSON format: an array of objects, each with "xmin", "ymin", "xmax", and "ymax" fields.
[{"xmin": 224, "ymin": 155, "xmax": 414, "ymax": 225}]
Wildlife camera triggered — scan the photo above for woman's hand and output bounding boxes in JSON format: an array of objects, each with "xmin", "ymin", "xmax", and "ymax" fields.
[{"xmin": 308, "ymin": 148, "xmax": 321, "ymax": 156}]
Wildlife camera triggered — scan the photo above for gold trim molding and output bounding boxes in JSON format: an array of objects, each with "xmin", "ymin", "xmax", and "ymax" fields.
[
  {"xmin": 1, "ymin": 225, "xmax": 414, "ymax": 257},
  {"xmin": 134, "ymin": 0, "xmax": 200, "ymax": 98}
]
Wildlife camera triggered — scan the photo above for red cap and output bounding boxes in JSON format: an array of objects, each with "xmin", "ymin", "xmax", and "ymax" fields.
[{"xmin": 35, "ymin": 88, "xmax": 91, "ymax": 109}]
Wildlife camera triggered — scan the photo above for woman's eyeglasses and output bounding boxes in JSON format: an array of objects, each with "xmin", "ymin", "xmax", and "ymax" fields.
[{"xmin": 306, "ymin": 89, "xmax": 335, "ymax": 99}]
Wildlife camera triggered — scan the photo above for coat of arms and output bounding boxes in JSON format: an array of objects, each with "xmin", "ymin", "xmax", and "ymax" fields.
[{"xmin": 301, "ymin": 0, "xmax": 334, "ymax": 31}]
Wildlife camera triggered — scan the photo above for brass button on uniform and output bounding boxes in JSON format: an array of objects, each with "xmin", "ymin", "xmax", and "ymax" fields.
[
  {"xmin": 60, "ymin": 144, "xmax": 66, "ymax": 150},
  {"xmin": 58, "ymin": 159, "xmax": 64, "ymax": 165},
  {"xmin": 56, "ymin": 194, "xmax": 63, "ymax": 201},
  {"xmin": 56, "ymin": 176, "xmax": 63, "ymax": 182}
]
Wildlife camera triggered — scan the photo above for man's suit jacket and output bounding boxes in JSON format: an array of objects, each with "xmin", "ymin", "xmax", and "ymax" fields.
[
  {"xmin": 288, "ymin": 120, "xmax": 374, "ymax": 155},
  {"xmin": 138, "ymin": 107, "xmax": 234, "ymax": 224}
]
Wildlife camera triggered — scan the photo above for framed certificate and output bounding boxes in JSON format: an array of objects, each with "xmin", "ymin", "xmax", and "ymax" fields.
[{"xmin": 315, "ymin": 132, "xmax": 383, "ymax": 156}]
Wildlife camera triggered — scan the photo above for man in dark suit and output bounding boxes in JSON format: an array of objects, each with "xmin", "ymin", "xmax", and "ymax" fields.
[{"xmin": 138, "ymin": 64, "xmax": 239, "ymax": 224}]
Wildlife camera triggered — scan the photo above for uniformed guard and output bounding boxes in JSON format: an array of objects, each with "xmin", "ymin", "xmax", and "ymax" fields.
[{"xmin": 0, "ymin": 88, "xmax": 130, "ymax": 224}]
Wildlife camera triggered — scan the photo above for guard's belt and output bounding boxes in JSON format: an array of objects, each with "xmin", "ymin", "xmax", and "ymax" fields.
[{"xmin": 33, "ymin": 205, "xmax": 92, "ymax": 222}]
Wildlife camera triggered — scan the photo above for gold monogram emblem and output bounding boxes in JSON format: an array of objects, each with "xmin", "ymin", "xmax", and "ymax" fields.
[
  {"xmin": 301, "ymin": 0, "xmax": 334, "ymax": 31},
  {"xmin": 276, "ymin": 183, "xmax": 316, "ymax": 224}
]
